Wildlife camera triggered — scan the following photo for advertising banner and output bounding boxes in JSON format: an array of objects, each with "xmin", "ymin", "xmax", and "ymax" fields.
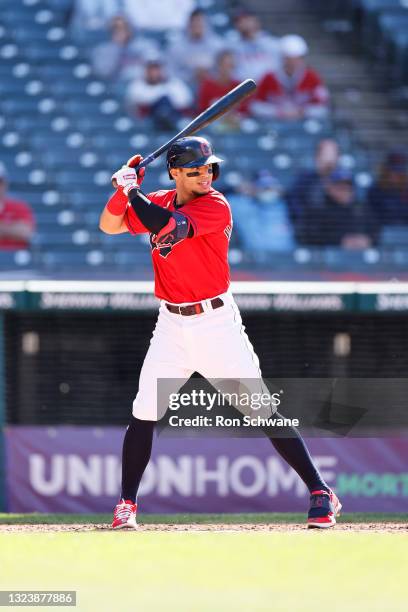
[{"xmin": 4, "ymin": 426, "xmax": 408, "ymax": 513}]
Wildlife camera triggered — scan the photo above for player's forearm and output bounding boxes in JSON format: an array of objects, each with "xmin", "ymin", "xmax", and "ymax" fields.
[
  {"xmin": 99, "ymin": 207, "xmax": 128, "ymax": 234},
  {"xmin": 99, "ymin": 189, "xmax": 129, "ymax": 234}
]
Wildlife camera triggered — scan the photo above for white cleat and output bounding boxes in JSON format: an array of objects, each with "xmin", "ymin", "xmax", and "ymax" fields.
[{"xmin": 111, "ymin": 499, "xmax": 138, "ymax": 529}]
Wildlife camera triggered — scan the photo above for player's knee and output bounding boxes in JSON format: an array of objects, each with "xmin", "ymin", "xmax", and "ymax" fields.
[{"xmin": 127, "ymin": 414, "xmax": 156, "ymax": 432}]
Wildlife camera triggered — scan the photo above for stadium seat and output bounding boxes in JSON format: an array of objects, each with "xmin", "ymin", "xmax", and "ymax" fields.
[
  {"xmin": 0, "ymin": 250, "xmax": 35, "ymax": 268},
  {"xmin": 379, "ymin": 225, "xmax": 408, "ymax": 247},
  {"xmin": 0, "ymin": 97, "xmax": 38, "ymax": 114},
  {"xmin": 40, "ymin": 250, "xmax": 108, "ymax": 269}
]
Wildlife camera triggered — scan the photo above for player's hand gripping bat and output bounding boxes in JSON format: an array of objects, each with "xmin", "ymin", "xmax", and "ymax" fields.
[{"xmin": 111, "ymin": 78, "xmax": 257, "ymax": 188}]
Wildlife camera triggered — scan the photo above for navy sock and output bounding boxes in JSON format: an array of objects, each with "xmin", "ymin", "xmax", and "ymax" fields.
[
  {"xmin": 264, "ymin": 419, "xmax": 329, "ymax": 493},
  {"xmin": 120, "ymin": 415, "xmax": 155, "ymax": 503}
]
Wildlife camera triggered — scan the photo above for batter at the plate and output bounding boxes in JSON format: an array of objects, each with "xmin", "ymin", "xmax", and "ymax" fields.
[{"xmin": 99, "ymin": 135, "xmax": 341, "ymax": 529}]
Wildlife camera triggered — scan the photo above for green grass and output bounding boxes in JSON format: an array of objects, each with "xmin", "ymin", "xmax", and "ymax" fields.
[
  {"xmin": 1, "ymin": 514, "xmax": 407, "ymax": 612},
  {"xmin": 1, "ymin": 511, "xmax": 407, "ymax": 524}
]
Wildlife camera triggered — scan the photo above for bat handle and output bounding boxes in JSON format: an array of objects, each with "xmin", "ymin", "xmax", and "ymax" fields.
[{"xmin": 111, "ymin": 153, "xmax": 156, "ymax": 188}]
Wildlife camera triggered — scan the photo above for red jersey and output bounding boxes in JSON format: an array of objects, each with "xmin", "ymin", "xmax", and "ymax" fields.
[
  {"xmin": 113, "ymin": 187, "xmax": 232, "ymax": 303},
  {"xmin": 0, "ymin": 197, "xmax": 35, "ymax": 249},
  {"xmin": 256, "ymin": 68, "xmax": 329, "ymax": 109},
  {"xmin": 197, "ymin": 77, "xmax": 250, "ymax": 115}
]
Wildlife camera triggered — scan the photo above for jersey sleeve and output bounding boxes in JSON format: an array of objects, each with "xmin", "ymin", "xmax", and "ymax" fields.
[
  {"xmin": 181, "ymin": 194, "xmax": 231, "ymax": 237},
  {"xmin": 123, "ymin": 189, "xmax": 171, "ymax": 235}
]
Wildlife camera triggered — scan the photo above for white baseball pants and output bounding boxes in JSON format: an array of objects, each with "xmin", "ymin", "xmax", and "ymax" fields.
[{"xmin": 132, "ymin": 290, "xmax": 270, "ymax": 421}]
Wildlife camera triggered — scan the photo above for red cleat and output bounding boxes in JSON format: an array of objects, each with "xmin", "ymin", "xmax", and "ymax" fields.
[
  {"xmin": 111, "ymin": 499, "xmax": 138, "ymax": 530},
  {"xmin": 307, "ymin": 489, "xmax": 342, "ymax": 529}
]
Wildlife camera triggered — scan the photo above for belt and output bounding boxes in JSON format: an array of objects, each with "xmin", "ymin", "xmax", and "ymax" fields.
[{"xmin": 165, "ymin": 297, "xmax": 224, "ymax": 316}]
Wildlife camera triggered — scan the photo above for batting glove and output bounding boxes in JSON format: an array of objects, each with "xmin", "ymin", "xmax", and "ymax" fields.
[
  {"xmin": 111, "ymin": 165, "xmax": 140, "ymax": 197},
  {"xmin": 127, "ymin": 153, "xmax": 146, "ymax": 186}
]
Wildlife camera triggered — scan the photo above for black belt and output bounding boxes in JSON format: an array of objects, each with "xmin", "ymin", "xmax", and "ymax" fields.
[{"xmin": 166, "ymin": 297, "xmax": 224, "ymax": 316}]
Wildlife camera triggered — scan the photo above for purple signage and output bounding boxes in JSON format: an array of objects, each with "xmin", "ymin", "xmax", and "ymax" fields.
[{"xmin": 4, "ymin": 426, "xmax": 408, "ymax": 513}]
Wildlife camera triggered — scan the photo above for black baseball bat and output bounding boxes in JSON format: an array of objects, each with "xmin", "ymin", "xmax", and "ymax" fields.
[{"xmin": 112, "ymin": 78, "xmax": 257, "ymax": 186}]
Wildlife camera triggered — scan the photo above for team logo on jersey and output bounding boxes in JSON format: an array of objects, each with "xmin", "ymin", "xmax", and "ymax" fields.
[{"xmin": 149, "ymin": 234, "xmax": 173, "ymax": 258}]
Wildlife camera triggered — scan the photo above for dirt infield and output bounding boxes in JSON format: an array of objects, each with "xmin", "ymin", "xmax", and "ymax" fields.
[{"xmin": 1, "ymin": 523, "xmax": 407, "ymax": 533}]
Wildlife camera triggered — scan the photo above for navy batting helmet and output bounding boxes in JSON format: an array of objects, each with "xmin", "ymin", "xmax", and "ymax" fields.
[{"xmin": 166, "ymin": 136, "xmax": 223, "ymax": 180}]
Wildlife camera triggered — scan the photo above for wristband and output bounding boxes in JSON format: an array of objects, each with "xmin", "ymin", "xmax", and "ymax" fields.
[
  {"xmin": 123, "ymin": 182, "xmax": 140, "ymax": 197},
  {"xmin": 106, "ymin": 189, "xmax": 128, "ymax": 216}
]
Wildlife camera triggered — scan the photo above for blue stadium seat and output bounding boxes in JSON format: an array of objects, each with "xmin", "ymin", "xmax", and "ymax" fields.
[
  {"xmin": 112, "ymin": 250, "xmax": 154, "ymax": 267},
  {"xmin": 0, "ymin": 250, "xmax": 35, "ymax": 269},
  {"xmin": 379, "ymin": 225, "xmax": 408, "ymax": 247},
  {"xmin": 0, "ymin": 97, "xmax": 38, "ymax": 114},
  {"xmin": 68, "ymin": 191, "xmax": 110, "ymax": 210},
  {"xmin": 55, "ymin": 169, "xmax": 96, "ymax": 188},
  {"xmin": 29, "ymin": 132, "xmax": 69, "ymax": 150},
  {"xmin": 0, "ymin": 79, "xmax": 29, "ymax": 95},
  {"xmin": 40, "ymin": 250, "xmax": 109, "ymax": 268},
  {"xmin": 41, "ymin": 149, "xmax": 88, "ymax": 169},
  {"xmin": 52, "ymin": 81, "xmax": 89, "ymax": 97}
]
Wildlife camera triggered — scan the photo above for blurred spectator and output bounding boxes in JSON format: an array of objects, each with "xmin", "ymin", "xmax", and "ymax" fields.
[
  {"xmin": 197, "ymin": 50, "xmax": 249, "ymax": 126},
  {"xmin": 71, "ymin": 0, "xmax": 120, "ymax": 37},
  {"xmin": 229, "ymin": 170, "xmax": 295, "ymax": 255},
  {"xmin": 126, "ymin": 54, "xmax": 193, "ymax": 129},
  {"xmin": 0, "ymin": 163, "xmax": 35, "ymax": 250},
  {"xmin": 294, "ymin": 168, "xmax": 372, "ymax": 248},
  {"xmin": 287, "ymin": 139, "xmax": 339, "ymax": 223},
  {"xmin": 130, "ymin": 0, "xmax": 195, "ymax": 32},
  {"xmin": 91, "ymin": 15, "xmax": 159, "ymax": 82},
  {"xmin": 367, "ymin": 151, "xmax": 408, "ymax": 225},
  {"xmin": 229, "ymin": 8, "xmax": 280, "ymax": 82},
  {"xmin": 168, "ymin": 9, "xmax": 224, "ymax": 85},
  {"xmin": 251, "ymin": 35, "xmax": 329, "ymax": 121},
  {"xmin": 71, "ymin": 0, "xmax": 194, "ymax": 36}
]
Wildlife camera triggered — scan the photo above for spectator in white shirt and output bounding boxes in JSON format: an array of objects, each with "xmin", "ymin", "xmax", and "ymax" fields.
[
  {"xmin": 228, "ymin": 8, "xmax": 280, "ymax": 82},
  {"xmin": 71, "ymin": 0, "xmax": 195, "ymax": 37},
  {"xmin": 126, "ymin": 53, "xmax": 194, "ymax": 129},
  {"xmin": 167, "ymin": 9, "xmax": 224, "ymax": 86},
  {"xmin": 129, "ymin": 0, "xmax": 195, "ymax": 32},
  {"xmin": 70, "ymin": 0, "xmax": 120, "ymax": 38}
]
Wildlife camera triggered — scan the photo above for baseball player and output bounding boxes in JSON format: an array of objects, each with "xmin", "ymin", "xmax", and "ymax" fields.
[{"xmin": 99, "ymin": 136, "xmax": 342, "ymax": 529}]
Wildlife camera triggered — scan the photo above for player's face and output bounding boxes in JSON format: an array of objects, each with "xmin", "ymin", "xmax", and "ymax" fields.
[{"xmin": 174, "ymin": 165, "xmax": 213, "ymax": 197}]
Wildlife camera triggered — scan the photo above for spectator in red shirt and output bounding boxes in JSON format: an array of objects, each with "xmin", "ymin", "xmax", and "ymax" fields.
[
  {"xmin": 198, "ymin": 50, "xmax": 238, "ymax": 110},
  {"xmin": 197, "ymin": 50, "xmax": 250, "ymax": 128},
  {"xmin": 251, "ymin": 34, "xmax": 330, "ymax": 121},
  {"xmin": 0, "ymin": 163, "xmax": 35, "ymax": 250}
]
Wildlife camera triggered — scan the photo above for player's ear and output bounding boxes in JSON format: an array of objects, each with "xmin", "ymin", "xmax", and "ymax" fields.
[{"xmin": 170, "ymin": 167, "xmax": 179, "ymax": 180}]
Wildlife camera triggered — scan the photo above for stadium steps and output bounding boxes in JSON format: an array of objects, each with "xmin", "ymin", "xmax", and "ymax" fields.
[{"xmin": 249, "ymin": 0, "xmax": 407, "ymax": 150}]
